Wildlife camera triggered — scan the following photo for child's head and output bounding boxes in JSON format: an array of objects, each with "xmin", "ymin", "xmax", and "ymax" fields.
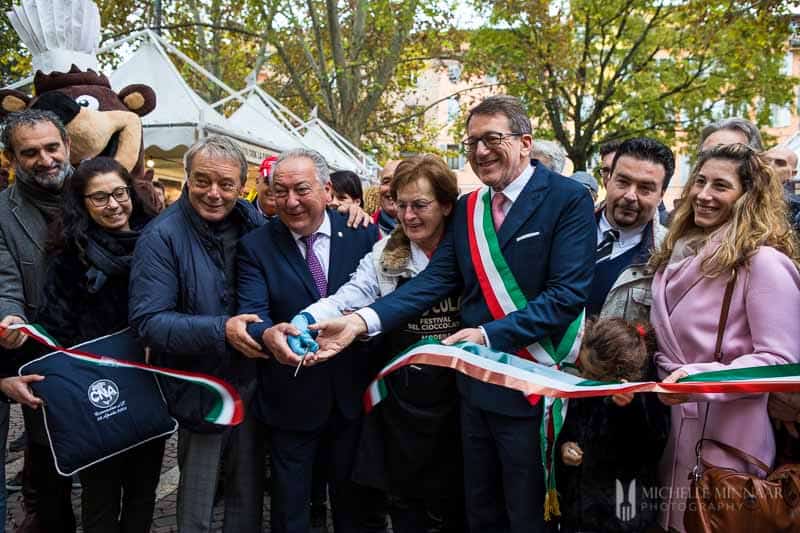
[{"xmin": 579, "ymin": 318, "xmax": 657, "ymax": 382}]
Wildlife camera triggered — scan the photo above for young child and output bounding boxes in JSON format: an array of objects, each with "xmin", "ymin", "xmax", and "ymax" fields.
[{"xmin": 557, "ymin": 317, "xmax": 670, "ymax": 533}]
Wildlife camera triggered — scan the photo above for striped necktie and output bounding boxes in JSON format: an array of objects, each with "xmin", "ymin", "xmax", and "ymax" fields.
[{"xmin": 596, "ymin": 229, "xmax": 620, "ymax": 263}]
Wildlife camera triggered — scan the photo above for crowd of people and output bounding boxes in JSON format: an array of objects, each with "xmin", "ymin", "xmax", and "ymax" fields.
[{"xmin": 0, "ymin": 94, "xmax": 798, "ymax": 533}]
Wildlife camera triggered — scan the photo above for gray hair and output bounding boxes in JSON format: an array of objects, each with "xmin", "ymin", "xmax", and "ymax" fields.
[
  {"xmin": 1, "ymin": 109, "xmax": 69, "ymax": 153},
  {"xmin": 531, "ymin": 140, "xmax": 567, "ymax": 173},
  {"xmin": 467, "ymin": 95, "xmax": 532, "ymax": 136},
  {"xmin": 698, "ymin": 117, "xmax": 764, "ymax": 153},
  {"xmin": 271, "ymin": 148, "xmax": 331, "ymax": 186},
  {"xmin": 184, "ymin": 135, "xmax": 249, "ymax": 185}
]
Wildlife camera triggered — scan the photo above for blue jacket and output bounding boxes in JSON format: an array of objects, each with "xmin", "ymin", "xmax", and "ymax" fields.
[
  {"xmin": 371, "ymin": 162, "xmax": 596, "ymax": 417},
  {"xmin": 129, "ymin": 192, "xmax": 264, "ymax": 432},
  {"xmin": 237, "ymin": 210, "xmax": 378, "ymax": 431}
]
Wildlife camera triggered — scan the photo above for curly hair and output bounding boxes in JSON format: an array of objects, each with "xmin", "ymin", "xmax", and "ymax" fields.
[
  {"xmin": 47, "ymin": 157, "xmax": 142, "ymax": 259},
  {"xmin": 650, "ymin": 143, "xmax": 799, "ymax": 276},
  {"xmin": 579, "ymin": 318, "xmax": 657, "ymax": 382}
]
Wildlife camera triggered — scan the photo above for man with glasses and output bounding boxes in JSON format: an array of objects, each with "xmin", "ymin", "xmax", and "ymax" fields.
[
  {"xmin": 283, "ymin": 95, "xmax": 596, "ymax": 533},
  {"xmin": 0, "ymin": 109, "xmax": 76, "ymax": 533},
  {"xmin": 129, "ymin": 136, "xmax": 266, "ymax": 532}
]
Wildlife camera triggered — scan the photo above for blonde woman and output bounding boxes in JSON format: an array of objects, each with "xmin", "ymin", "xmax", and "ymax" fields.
[{"xmin": 649, "ymin": 143, "xmax": 800, "ymax": 531}]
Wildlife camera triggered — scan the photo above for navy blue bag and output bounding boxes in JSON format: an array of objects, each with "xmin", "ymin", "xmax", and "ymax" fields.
[{"xmin": 19, "ymin": 328, "xmax": 178, "ymax": 476}]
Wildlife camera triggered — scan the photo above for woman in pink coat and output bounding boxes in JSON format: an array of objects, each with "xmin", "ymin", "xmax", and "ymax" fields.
[{"xmin": 648, "ymin": 143, "xmax": 800, "ymax": 532}]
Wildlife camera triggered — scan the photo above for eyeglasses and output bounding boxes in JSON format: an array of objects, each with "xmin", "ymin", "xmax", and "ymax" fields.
[
  {"xmin": 396, "ymin": 199, "xmax": 435, "ymax": 213},
  {"xmin": 462, "ymin": 132, "xmax": 523, "ymax": 152},
  {"xmin": 84, "ymin": 186, "xmax": 130, "ymax": 207}
]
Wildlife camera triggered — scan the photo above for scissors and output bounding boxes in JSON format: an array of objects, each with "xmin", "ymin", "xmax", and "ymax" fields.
[{"xmin": 294, "ymin": 346, "xmax": 310, "ymax": 377}]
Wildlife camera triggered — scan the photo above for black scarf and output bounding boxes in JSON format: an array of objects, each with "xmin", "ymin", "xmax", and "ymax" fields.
[
  {"xmin": 14, "ymin": 167, "xmax": 68, "ymax": 222},
  {"xmin": 84, "ymin": 226, "xmax": 140, "ymax": 293}
]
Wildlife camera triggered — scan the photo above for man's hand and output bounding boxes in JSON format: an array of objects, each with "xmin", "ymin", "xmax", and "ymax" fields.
[
  {"xmin": 305, "ymin": 314, "xmax": 367, "ymax": 364},
  {"xmin": 561, "ymin": 441, "xmax": 583, "ymax": 466},
  {"xmin": 0, "ymin": 315, "xmax": 27, "ymax": 350},
  {"xmin": 0, "ymin": 375, "xmax": 44, "ymax": 409},
  {"xmin": 611, "ymin": 379, "xmax": 634, "ymax": 407},
  {"xmin": 339, "ymin": 204, "xmax": 372, "ymax": 228},
  {"xmin": 658, "ymin": 369, "xmax": 690, "ymax": 406},
  {"xmin": 225, "ymin": 314, "xmax": 267, "ymax": 359},
  {"xmin": 442, "ymin": 328, "xmax": 486, "ymax": 346},
  {"xmin": 262, "ymin": 323, "xmax": 305, "ymax": 366}
]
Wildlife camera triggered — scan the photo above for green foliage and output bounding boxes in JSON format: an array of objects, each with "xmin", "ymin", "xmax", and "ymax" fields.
[{"xmin": 467, "ymin": 0, "xmax": 797, "ymax": 169}]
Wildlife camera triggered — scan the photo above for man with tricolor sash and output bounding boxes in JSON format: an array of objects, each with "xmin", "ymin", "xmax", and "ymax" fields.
[{"xmin": 297, "ymin": 96, "xmax": 596, "ymax": 533}]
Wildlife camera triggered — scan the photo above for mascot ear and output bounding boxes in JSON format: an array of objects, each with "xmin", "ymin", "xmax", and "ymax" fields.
[
  {"xmin": 30, "ymin": 92, "xmax": 82, "ymax": 125},
  {"xmin": 118, "ymin": 84, "xmax": 156, "ymax": 116},
  {"xmin": 0, "ymin": 90, "xmax": 32, "ymax": 118}
]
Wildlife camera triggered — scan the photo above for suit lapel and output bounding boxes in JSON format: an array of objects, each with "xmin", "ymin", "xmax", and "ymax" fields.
[
  {"xmin": 9, "ymin": 188, "xmax": 46, "ymax": 253},
  {"xmin": 326, "ymin": 213, "xmax": 350, "ymax": 293},
  {"xmin": 271, "ymin": 221, "xmax": 320, "ymax": 299},
  {"xmin": 497, "ymin": 165, "xmax": 549, "ymax": 249}
]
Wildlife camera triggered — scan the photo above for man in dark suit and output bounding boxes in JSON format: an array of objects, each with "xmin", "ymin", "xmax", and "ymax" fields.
[
  {"xmin": 278, "ymin": 96, "xmax": 596, "ymax": 532},
  {"xmin": 237, "ymin": 148, "xmax": 381, "ymax": 533}
]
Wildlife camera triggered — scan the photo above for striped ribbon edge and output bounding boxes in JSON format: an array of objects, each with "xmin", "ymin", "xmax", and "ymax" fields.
[
  {"xmin": 362, "ymin": 341, "xmax": 800, "ymax": 412},
  {"xmin": 5, "ymin": 324, "xmax": 243, "ymax": 426}
]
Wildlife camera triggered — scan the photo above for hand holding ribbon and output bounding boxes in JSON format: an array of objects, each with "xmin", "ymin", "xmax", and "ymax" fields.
[{"xmin": 287, "ymin": 313, "xmax": 319, "ymax": 355}]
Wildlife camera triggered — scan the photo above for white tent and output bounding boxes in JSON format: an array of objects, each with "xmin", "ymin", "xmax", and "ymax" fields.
[{"xmin": 226, "ymin": 88, "xmax": 306, "ymax": 153}]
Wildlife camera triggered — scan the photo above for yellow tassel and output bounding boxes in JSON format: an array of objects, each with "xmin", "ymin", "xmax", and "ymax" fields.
[{"xmin": 543, "ymin": 488, "xmax": 561, "ymax": 521}]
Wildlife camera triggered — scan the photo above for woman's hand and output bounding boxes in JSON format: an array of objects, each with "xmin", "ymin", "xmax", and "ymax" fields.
[
  {"xmin": 658, "ymin": 369, "xmax": 690, "ymax": 405},
  {"xmin": 306, "ymin": 314, "xmax": 368, "ymax": 365},
  {"xmin": 0, "ymin": 375, "xmax": 44, "ymax": 409},
  {"xmin": 561, "ymin": 441, "xmax": 583, "ymax": 466}
]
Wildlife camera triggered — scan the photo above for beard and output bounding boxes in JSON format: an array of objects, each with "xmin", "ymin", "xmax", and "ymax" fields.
[{"xmin": 15, "ymin": 161, "xmax": 71, "ymax": 191}]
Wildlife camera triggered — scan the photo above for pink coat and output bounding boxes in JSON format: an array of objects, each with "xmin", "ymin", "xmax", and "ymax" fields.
[{"xmin": 650, "ymin": 245, "xmax": 800, "ymax": 532}]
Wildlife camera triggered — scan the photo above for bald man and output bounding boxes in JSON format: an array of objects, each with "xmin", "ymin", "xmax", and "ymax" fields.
[
  {"xmin": 372, "ymin": 159, "xmax": 401, "ymax": 236},
  {"xmin": 766, "ymin": 146, "xmax": 800, "ymax": 232},
  {"xmin": 765, "ymin": 146, "xmax": 798, "ymax": 185}
]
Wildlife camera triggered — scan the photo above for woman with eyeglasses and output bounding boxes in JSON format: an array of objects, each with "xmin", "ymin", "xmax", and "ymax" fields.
[
  {"xmin": 648, "ymin": 144, "xmax": 800, "ymax": 531},
  {"xmin": 290, "ymin": 154, "xmax": 465, "ymax": 532},
  {"xmin": 35, "ymin": 157, "xmax": 164, "ymax": 533}
]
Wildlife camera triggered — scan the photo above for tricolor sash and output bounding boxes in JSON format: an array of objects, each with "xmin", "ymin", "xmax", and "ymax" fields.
[{"xmin": 466, "ymin": 186, "xmax": 584, "ymax": 517}]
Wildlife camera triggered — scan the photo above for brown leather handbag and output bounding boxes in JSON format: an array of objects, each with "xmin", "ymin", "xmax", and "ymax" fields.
[{"xmin": 684, "ymin": 271, "xmax": 800, "ymax": 532}]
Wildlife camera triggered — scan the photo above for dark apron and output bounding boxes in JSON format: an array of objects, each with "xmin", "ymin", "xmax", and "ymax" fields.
[{"xmin": 354, "ymin": 281, "xmax": 463, "ymax": 499}]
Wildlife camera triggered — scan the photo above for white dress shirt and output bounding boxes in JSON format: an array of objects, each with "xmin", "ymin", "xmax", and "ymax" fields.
[
  {"xmin": 596, "ymin": 211, "xmax": 644, "ymax": 263},
  {"xmin": 291, "ymin": 212, "xmax": 332, "ymax": 276},
  {"xmin": 356, "ymin": 164, "xmax": 535, "ymax": 339}
]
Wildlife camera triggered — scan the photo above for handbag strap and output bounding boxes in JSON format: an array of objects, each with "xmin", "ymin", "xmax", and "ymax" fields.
[
  {"xmin": 713, "ymin": 269, "xmax": 737, "ymax": 361},
  {"xmin": 692, "ymin": 270, "xmax": 739, "ymax": 481},
  {"xmin": 698, "ymin": 437, "xmax": 771, "ymax": 474}
]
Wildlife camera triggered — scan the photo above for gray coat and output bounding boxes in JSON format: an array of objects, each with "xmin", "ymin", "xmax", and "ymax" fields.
[
  {"xmin": 0, "ymin": 185, "xmax": 50, "ymax": 323},
  {"xmin": 599, "ymin": 218, "xmax": 667, "ymax": 322}
]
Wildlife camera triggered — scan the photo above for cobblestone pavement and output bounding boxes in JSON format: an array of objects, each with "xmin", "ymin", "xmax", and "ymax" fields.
[{"xmin": 3, "ymin": 404, "xmax": 275, "ymax": 532}]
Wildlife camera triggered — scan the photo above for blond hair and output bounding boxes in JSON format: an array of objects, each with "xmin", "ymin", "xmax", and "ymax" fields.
[{"xmin": 650, "ymin": 143, "xmax": 800, "ymax": 276}]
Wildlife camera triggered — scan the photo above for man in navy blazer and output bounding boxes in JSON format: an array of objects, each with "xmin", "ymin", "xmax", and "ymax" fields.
[
  {"xmin": 288, "ymin": 96, "xmax": 596, "ymax": 532},
  {"xmin": 236, "ymin": 148, "xmax": 380, "ymax": 533}
]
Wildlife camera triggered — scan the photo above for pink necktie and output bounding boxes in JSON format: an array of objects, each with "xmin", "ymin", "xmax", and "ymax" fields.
[{"xmin": 491, "ymin": 192, "xmax": 508, "ymax": 232}]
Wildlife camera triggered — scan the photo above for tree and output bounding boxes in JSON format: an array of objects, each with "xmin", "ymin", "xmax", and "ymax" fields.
[
  {"xmin": 467, "ymin": 0, "xmax": 797, "ymax": 169},
  {"xmin": 258, "ymin": 0, "xmax": 458, "ymax": 149}
]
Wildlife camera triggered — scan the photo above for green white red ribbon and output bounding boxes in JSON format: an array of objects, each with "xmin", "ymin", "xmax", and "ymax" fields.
[
  {"xmin": 365, "ymin": 340, "xmax": 800, "ymax": 411},
  {"xmin": 365, "ymin": 339, "xmax": 800, "ymax": 519},
  {"xmin": 2, "ymin": 324, "xmax": 243, "ymax": 426}
]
